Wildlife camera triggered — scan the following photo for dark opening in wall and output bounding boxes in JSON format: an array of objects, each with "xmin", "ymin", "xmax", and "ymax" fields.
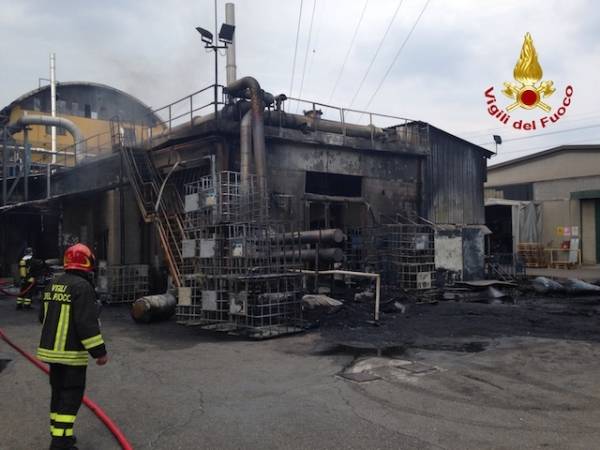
[
  {"xmin": 305, "ymin": 171, "xmax": 362, "ymax": 197},
  {"xmin": 495, "ymin": 183, "xmax": 533, "ymax": 201}
]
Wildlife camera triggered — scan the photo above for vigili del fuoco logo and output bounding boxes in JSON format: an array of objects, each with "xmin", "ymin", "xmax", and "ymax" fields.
[{"xmin": 484, "ymin": 32, "xmax": 573, "ymax": 131}]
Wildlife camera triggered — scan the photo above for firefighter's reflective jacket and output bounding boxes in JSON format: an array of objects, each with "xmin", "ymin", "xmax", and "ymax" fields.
[
  {"xmin": 37, "ymin": 272, "xmax": 106, "ymax": 366},
  {"xmin": 19, "ymin": 255, "xmax": 33, "ymax": 281}
]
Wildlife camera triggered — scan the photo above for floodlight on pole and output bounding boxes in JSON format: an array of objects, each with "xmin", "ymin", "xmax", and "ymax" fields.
[
  {"xmin": 196, "ymin": 27, "xmax": 214, "ymax": 45},
  {"xmin": 492, "ymin": 135, "xmax": 502, "ymax": 155},
  {"xmin": 196, "ymin": 17, "xmax": 235, "ymax": 117},
  {"xmin": 218, "ymin": 23, "xmax": 235, "ymax": 44}
]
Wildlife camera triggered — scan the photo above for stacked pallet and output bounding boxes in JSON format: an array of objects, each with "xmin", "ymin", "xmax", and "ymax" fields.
[{"xmin": 517, "ymin": 243, "xmax": 546, "ymax": 268}]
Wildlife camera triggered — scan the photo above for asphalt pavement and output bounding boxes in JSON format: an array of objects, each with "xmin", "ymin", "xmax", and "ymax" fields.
[{"xmin": 2, "ymin": 297, "xmax": 600, "ymax": 450}]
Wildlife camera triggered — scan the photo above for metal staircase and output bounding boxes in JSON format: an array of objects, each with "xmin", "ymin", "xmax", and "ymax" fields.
[{"xmin": 110, "ymin": 118, "xmax": 185, "ymax": 287}]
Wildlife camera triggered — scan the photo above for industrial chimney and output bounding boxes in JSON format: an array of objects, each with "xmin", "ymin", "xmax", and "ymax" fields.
[{"xmin": 225, "ymin": 3, "xmax": 237, "ymax": 84}]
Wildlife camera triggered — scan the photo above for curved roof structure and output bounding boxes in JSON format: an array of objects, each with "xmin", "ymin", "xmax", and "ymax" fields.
[{"xmin": 1, "ymin": 81, "xmax": 160, "ymax": 125}]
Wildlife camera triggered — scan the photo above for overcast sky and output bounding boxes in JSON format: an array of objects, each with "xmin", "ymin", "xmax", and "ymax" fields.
[{"xmin": 1, "ymin": 0, "xmax": 598, "ymax": 164}]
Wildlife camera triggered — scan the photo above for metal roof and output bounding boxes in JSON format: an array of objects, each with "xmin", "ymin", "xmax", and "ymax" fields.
[
  {"xmin": 488, "ymin": 144, "xmax": 600, "ymax": 171},
  {"xmin": 0, "ymin": 81, "xmax": 158, "ymax": 122},
  {"xmin": 404, "ymin": 121, "xmax": 494, "ymax": 157}
]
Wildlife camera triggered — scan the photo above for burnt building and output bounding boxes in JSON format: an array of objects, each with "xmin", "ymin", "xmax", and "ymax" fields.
[{"xmin": 1, "ymin": 77, "xmax": 491, "ymax": 334}]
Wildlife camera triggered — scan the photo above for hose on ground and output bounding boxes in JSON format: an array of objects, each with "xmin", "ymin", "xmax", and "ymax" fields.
[
  {"xmin": 0, "ymin": 328, "xmax": 133, "ymax": 450},
  {"xmin": 0, "ymin": 280, "xmax": 36, "ymax": 297}
]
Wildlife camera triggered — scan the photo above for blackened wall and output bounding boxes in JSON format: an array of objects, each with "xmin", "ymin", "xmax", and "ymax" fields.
[
  {"xmin": 266, "ymin": 141, "xmax": 421, "ymax": 225},
  {"xmin": 425, "ymin": 128, "xmax": 487, "ymax": 225}
]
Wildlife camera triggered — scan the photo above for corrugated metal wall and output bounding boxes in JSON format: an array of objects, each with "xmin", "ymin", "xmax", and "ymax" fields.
[{"xmin": 425, "ymin": 128, "xmax": 487, "ymax": 225}]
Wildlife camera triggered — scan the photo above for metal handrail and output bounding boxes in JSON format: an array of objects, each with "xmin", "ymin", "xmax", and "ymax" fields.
[
  {"xmin": 43, "ymin": 83, "xmax": 426, "ymax": 168},
  {"xmin": 137, "ymin": 84, "xmax": 226, "ymax": 146},
  {"xmin": 153, "ymin": 85, "xmax": 217, "ymax": 115},
  {"xmin": 119, "ymin": 143, "xmax": 183, "ymax": 285},
  {"xmin": 281, "ymin": 96, "xmax": 429, "ymax": 149},
  {"xmin": 284, "ymin": 96, "xmax": 416, "ymax": 129}
]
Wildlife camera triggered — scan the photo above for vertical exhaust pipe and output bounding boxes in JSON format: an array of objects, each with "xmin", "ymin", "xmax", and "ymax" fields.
[
  {"xmin": 240, "ymin": 110, "xmax": 252, "ymax": 192},
  {"xmin": 226, "ymin": 77, "xmax": 268, "ymax": 195},
  {"xmin": 225, "ymin": 3, "xmax": 237, "ymax": 85},
  {"xmin": 50, "ymin": 53, "xmax": 57, "ymax": 164}
]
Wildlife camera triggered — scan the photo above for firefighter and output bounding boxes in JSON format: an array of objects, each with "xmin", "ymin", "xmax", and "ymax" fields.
[
  {"xmin": 16, "ymin": 247, "xmax": 35, "ymax": 309},
  {"xmin": 37, "ymin": 243, "xmax": 108, "ymax": 450}
]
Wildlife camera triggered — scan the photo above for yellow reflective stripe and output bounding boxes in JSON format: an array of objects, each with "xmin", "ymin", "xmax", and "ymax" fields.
[
  {"xmin": 37, "ymin": 349, "xmax": 87, "ymax": 359},
  {"xmin": 53, "ymin": 304, "xmax": 71, "ymax": 351},
  {"xmin": 51, "ymin": 427, "xmax": 73, "ymax": 437},
  {"xmin": 81, "ymin": 334, "xmax": 104, "ymax": 350},
  {"xmin": 37, "ymin": 355, "xmax": 88, "ymax": 366},
  {"xmin": 53, "ymin": 305, "xmax": 66, "ymax": 351},
  {"xmin": 37, "ymin": 348, "xmax": 88, "ymax": 366},
  {"xmin": 38, "ymin": 348, "xmax": 87, "ymax": 356},
  {"xmin": 50, "ymin": 412, "xmax": 57, "ymax": 421},
  {"xmin": 61, "ymin": 305, "xmax": 71, "ymax": 350},
  {"xmin": 54, "ymin": 414, "xmax": 76, "ymax": 424}
]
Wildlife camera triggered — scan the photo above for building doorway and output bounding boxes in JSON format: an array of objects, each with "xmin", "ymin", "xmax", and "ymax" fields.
[
  {"xmin": 485, "ymin": 204, "xmax": 513, "ymax": 254},
  {"xmin": 580, "ymin": 198, "xmax": 600, "ymax": 264}
]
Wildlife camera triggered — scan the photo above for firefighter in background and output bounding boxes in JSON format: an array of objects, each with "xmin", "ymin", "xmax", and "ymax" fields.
[
  {"xmin": 17, "ymin": 247, "xmax": 35, "ymax": 309},
  {"xmin": 37, "ymin": 243, "xmax": 108, "ymax": 450}
]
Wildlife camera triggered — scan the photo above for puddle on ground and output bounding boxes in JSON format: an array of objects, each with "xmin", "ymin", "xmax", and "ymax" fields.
[
  {"xmin": 414, "ymin": 341, "xmax": 488, "ymax": 353},
  {"xmin": 318, "ymin": 342, "xmax": 406, "ymax": 358},
  {"xmin": 0, "ymin": 359, "xmax": 12, "ymax": 373}
]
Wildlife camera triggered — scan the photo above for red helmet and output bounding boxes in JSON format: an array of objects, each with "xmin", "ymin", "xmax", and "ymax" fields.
[{"xmin": 64, "ymin": 243, "xmax": 96, "ymax": 272}]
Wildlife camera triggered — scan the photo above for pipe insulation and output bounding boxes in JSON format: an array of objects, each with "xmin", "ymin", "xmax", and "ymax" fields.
[
  {"xmin": 240, "ymin": 110, "xmax": 252, "ymax": 192},
  {"xmin": 50, "ymin": 53, "xmax": 57, "ymax": 163},
  {"xmin": 226, "ymin": 77, "xmax": 268, "ymax": 192},
  {"xmin": 267, "ymin": 247, "xmax": 344, "ymax": 262},
  {"xmin": 10, "ymin": 115, "xmax": 85, "ymax": 163},
  {"xmin": 263, "ymin": 110, "xmax": 385, "ymax": 139},
  {"xmin": 273, "ymin": 229, "xmax": 346, "ymax": 245}
]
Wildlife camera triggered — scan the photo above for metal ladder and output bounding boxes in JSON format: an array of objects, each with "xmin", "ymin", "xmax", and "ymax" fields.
[{"xmin": 110, "ymin": 117, "xmax": 185, "ymax": 287}]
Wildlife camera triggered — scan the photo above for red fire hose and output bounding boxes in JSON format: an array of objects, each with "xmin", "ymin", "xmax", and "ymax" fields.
[
  {"xmin": 0, "ymin": 328, "xmax": 133, "ymax": 450},
  {"xmin": 0, "ymin": 280, "xmax": 36, "ymax": 297}
]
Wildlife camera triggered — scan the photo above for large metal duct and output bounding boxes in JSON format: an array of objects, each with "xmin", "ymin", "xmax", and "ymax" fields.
[
  {"xmin": 240, "ymin": 110, "xmax": 252, "ymax": 191},
  {"xmin": 11, "ymin": 114, "xmax": 85, "ymax": 163},
  {"xmin": 263, "ymin": 110, "xmax": 385, "ymax": 140},
  {"xmin": 273, "ymin": 228, "xmax": 346, "ymax": 245},
  {"xmin": 226, "ymin": 77, "xmax": 268, "ymax": 190}
]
